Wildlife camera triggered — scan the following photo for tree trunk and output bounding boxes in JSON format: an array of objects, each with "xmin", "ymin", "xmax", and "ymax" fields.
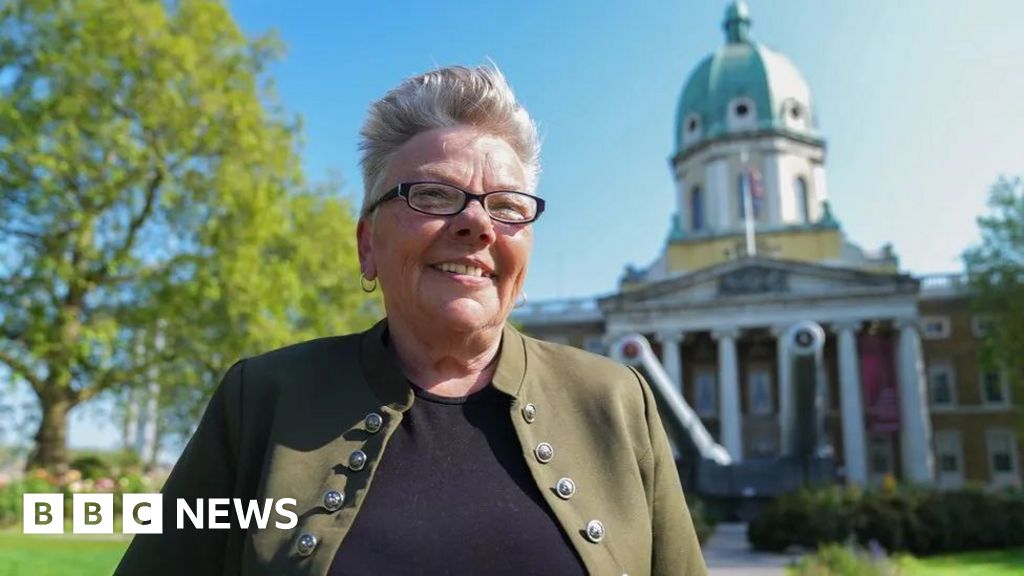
[{"xmin": 26, "ymin": 396, "xmax": 72, "ymax": 473}]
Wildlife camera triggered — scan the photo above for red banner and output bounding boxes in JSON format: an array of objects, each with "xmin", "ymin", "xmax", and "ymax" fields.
[{"xmin": 859, "ymin": 333, "xmax": 900, "ymax": 432}]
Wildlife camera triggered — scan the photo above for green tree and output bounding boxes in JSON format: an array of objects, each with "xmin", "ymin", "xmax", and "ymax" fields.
[
  {"xmin": 0, "ymin": 0, "xmax": 378, "ymax": 472},
  {"xmin": 964, "ymin": 176, "xmax": 1024, "ymax": 410}
]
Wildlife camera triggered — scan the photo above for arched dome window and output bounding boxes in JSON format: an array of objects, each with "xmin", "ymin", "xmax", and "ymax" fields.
[
  {"xmin": 727, "ymin": 97, "xmax": 757, "ymax": 132},
  {"xmin": 682, "ymin": 113, "xmax": 702, "ymax": 146},
  {"xmin": 781, "ymin": 98, "xmax": 809, "ymax": 131},
  {"xmin": 691, "ymin": 186, "xmax": 705, "ymax": 231},
  {"xmin": 795, "ymin": 176, "xmax": 811, "ymax": 223}
]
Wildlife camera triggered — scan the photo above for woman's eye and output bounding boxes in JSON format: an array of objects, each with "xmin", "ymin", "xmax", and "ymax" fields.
[
  {"xmin": 419, "ymin": 188, "xmax": 448, "ymax": 198},
  {"xmin": 492, "ymin": 204, "xmax": 521, "ymax": 215},
  {"xmin": 488, "ymin": 196, "xmax": 531, "ymax": 220},
  {"xmin": 411, "ymin": 185, "xmax": 461, "ymax": 208}
]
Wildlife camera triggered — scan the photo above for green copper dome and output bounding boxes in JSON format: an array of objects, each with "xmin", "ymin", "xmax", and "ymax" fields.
[{"xmin": 675, "ymin": 1, "xmax": 821, "ymax": 155}]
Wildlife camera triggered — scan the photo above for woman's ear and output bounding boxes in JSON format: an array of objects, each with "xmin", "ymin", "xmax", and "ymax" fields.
[{"xmin": 357, "ymin": 217, "xmax": 376, "ymax": 279}]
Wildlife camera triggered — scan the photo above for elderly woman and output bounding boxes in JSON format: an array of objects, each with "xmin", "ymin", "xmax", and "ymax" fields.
[{"xmin": 116, "ymin": 65, "xmax": 706, "ymax": 576}]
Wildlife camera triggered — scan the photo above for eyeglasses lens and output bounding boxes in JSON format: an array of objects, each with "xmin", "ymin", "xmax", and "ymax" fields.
[{"xmin": 407, "ymin": 183, "xmax": 537, "ymax": 223}]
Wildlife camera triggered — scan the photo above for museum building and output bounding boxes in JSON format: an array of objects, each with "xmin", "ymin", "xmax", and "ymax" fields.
[{"xmin": 513, "ymin": 1, "xmax": 1021, "ymax": 490}]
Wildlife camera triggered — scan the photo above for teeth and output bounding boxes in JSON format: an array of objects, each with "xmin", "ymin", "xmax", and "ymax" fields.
[{"xmin": 434, "ymin": 262, "xmax": 491, "ymax": 278}]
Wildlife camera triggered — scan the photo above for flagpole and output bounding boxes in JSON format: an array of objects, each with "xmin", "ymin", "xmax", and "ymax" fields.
[{"xmin": 741, "ymin": 148, "xmax": 756, "ymax": 257}]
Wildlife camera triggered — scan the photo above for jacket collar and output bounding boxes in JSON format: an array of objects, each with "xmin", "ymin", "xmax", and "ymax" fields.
[
  {"xmin": 359, "ymin": 318, "xmax": 528, "ymax": 409},
  {"xmin": 491, "ymin": 322, "xmax": 527, "ymax": 398}
]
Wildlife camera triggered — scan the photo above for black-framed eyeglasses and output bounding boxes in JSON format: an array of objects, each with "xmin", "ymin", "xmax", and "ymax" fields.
[{"xmin": 365, "ymin": 181, "xmax": 546, "ymax": 224}]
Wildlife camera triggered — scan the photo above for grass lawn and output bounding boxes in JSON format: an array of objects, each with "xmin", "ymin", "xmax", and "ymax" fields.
[
  {"xmin": 898, "ymin": 548, "xmax": 1024, "ymax": 576},
  {"xmin": 0, "ymin": 530, "xmax": 129, "ymax": 576}
]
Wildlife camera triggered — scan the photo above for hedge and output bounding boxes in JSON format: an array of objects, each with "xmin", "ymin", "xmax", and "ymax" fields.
[{"xmin": 748, "ymin": 486, "xmax": 1024, "ymax": 556}]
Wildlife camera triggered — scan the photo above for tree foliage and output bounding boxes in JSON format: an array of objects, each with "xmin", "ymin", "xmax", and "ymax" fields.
[
  {"xmin": 964, "ymin": 176, "xmax": 1024, "ymax": 407},
  {"xmin": 0, "ymin": 0, "xmax": 379, "ymax": 471}
]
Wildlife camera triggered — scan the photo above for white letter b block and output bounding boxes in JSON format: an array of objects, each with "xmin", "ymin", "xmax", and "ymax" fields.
[
  {"xmin": 23, "ymin": 494, "xmax": 64, "ymax": 534},
  {"xmin": 73, "ymin": 493, "xmax": 113, "ymax": 534}
]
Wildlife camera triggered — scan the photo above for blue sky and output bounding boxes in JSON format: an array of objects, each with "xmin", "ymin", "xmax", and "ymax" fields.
[
  {"xmin": 8, "ymin": 0, "xmax": 1024, "ymax": 453},
  {"xmin": 229, "ymin": 0, "xmax": 1024, "ymax": 300}
]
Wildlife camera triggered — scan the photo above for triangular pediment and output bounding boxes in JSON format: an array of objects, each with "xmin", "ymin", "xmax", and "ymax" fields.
[{"xmin": 600, "ymin": 257, "xmax": 918, "ymax": 311}]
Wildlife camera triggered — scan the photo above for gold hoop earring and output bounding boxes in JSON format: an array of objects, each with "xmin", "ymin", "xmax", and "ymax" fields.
[{"xmin": 360, "ymin": 274, "xmax": 378, "ymax": 293}]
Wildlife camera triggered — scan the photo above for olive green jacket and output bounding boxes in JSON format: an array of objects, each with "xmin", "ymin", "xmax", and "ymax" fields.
[{"xmin": 115, "ymin": 320, "xmax": 706, "ymax": 576}]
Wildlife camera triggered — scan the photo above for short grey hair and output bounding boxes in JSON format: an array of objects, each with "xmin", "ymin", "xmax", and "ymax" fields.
[{"xmin": 358, "ymin": 64, "xmax": 541, "ymax": 218}]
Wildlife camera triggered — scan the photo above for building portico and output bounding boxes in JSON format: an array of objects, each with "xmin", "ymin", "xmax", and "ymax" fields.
[{"xmin": 596, "ymin": 257, "xmax": 933, "ymax": 485}]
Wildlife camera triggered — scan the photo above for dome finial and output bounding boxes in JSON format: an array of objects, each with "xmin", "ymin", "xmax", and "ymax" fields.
[{"xmin": 723, "ymin": 0, "xmax": 752, "ymax": 44}]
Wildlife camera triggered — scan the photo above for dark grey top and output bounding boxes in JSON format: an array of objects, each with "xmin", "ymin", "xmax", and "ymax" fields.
[{"xmin": 328, "ymin": 383, "xmax": 586, "ymax": 575}]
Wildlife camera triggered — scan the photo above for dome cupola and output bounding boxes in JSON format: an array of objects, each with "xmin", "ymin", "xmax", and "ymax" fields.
[{"xmin": 675, "ymin": 1, "xmax": 821, "ymax": 157}]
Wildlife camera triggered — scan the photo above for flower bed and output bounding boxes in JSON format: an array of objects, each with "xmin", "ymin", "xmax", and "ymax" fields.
[{"xmin": 0, "ymin": 468, "xmax": 160, "ymax": 528}]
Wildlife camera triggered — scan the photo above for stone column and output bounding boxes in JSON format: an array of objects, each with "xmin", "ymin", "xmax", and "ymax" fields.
[
  {"xmin": 896, "ymin": 319, "xmax": 934, "ymax": 484},
  {"xmin": 834, "ymin": 321, "xmax": 867, "ymax": 486},
  {"xmin": 707, "ymin": 157, "xmax": 731, "ymax": 230},
  {"xmin": 656, "ymin": 331, "xmax": 685, "ymax": 395},
  {"xmin": 713, "ymin": 327, "xmax": 743, "ymax": 461},
  {"xmin": 772, "ymin": 324, "xmax": 794, "ymax": 455}
]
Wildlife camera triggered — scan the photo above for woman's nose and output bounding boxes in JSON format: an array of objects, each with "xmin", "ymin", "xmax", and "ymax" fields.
[{"xmin": 450, "ymin": 198, "xmax": 496, "ymax": 244}]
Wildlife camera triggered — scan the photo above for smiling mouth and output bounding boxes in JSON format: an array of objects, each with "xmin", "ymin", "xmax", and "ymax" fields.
[{"xmin": 431, "ymin": 262, "xmax": 497, "ymax": 279}]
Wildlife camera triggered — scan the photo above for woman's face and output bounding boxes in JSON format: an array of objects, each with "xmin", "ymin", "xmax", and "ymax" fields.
[{"xmin": 358, "ymin": 125, "xmax": 534, "ymax": 337}]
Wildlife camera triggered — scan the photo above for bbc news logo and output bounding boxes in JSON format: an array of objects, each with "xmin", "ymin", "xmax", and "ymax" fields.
[{"xmin": 23, "ymin": 494, "xmax": 298, "ymax": 534}]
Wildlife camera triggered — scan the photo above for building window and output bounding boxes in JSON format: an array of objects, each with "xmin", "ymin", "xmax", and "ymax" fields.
[
  {"xmin": 972, "ymin": 315, "xmax": 994, "ymax": 338},
  {"xmin": 934, "ymin": 430, "xmax": 964, "ymax": 489},
  {"xmin": 691, "ymin": 186, "xmax": 704, "ymax": 231},
  {"xmin": 682, "ymin": 113, "xmax": 702, "ymax": 146},
  {"xmin": 980, "ymin": 369, "xmax": 1011, "ymax": 407},
  {"xmin": 795, "ymin": 176, "xmax": 811, "ymax": 223},
  {"xmin": 737, "ymin": 173, "xmax": 746, "ymax": 219},
  {"xmin": 693, "ymin": 369, "xmax": 717, "ymax": 418},
  {"xmin": 921, "ymin": 316, "xmax": 951, "ymax": 340},
  {"xmin": 780, "ymin": 98, "xmax": 808, "ymax": 130},
  {"xmin": 985, "ymin": 428, "xmax": 1020, "ymax": 487},
  {"xmin": 685, "ymin": 113, "xmax": 701, "ymax": 134},
  {"xmin": 927, "ymin": 363, "xmax": 957, "ymax": 409},
  {"xmin": 747, "ymin": 368, "xmax": 773, "ymax": 415}
]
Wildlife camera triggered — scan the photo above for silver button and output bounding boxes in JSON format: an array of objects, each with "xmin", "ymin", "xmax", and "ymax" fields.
[
  {"xmin": 556, "ymin": 477, "xmax": 576, "ymax": 499},
  {"xmin": 365, "ymin": 412, "xmax": 383, "ymax": 433},
  {"xmin": 297, "ymin": 532, "xmax": 318, "ymax": 556},
  {"xmin": 535, "ymin": 442, "xmax": 554, "ymax": 463},
  {"xmin": 522, "ymin": 403, "xmax": 537, "ymax": 423},
  {"xmin": 585, "ymin": 519, "xmax": 605, "ymax": 543},
  {"xmin": 323, "ymin": 490, "xmax": 344, "ymax": 511},
  {"xmin": 348, "ymin": 450, "xmax": 367, "ymax": 471}
]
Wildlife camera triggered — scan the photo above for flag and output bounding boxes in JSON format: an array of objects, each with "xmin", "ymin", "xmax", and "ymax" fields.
[{"xmin": 747, "ymin": 168, "xmax": 764, "ymax": 218}]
